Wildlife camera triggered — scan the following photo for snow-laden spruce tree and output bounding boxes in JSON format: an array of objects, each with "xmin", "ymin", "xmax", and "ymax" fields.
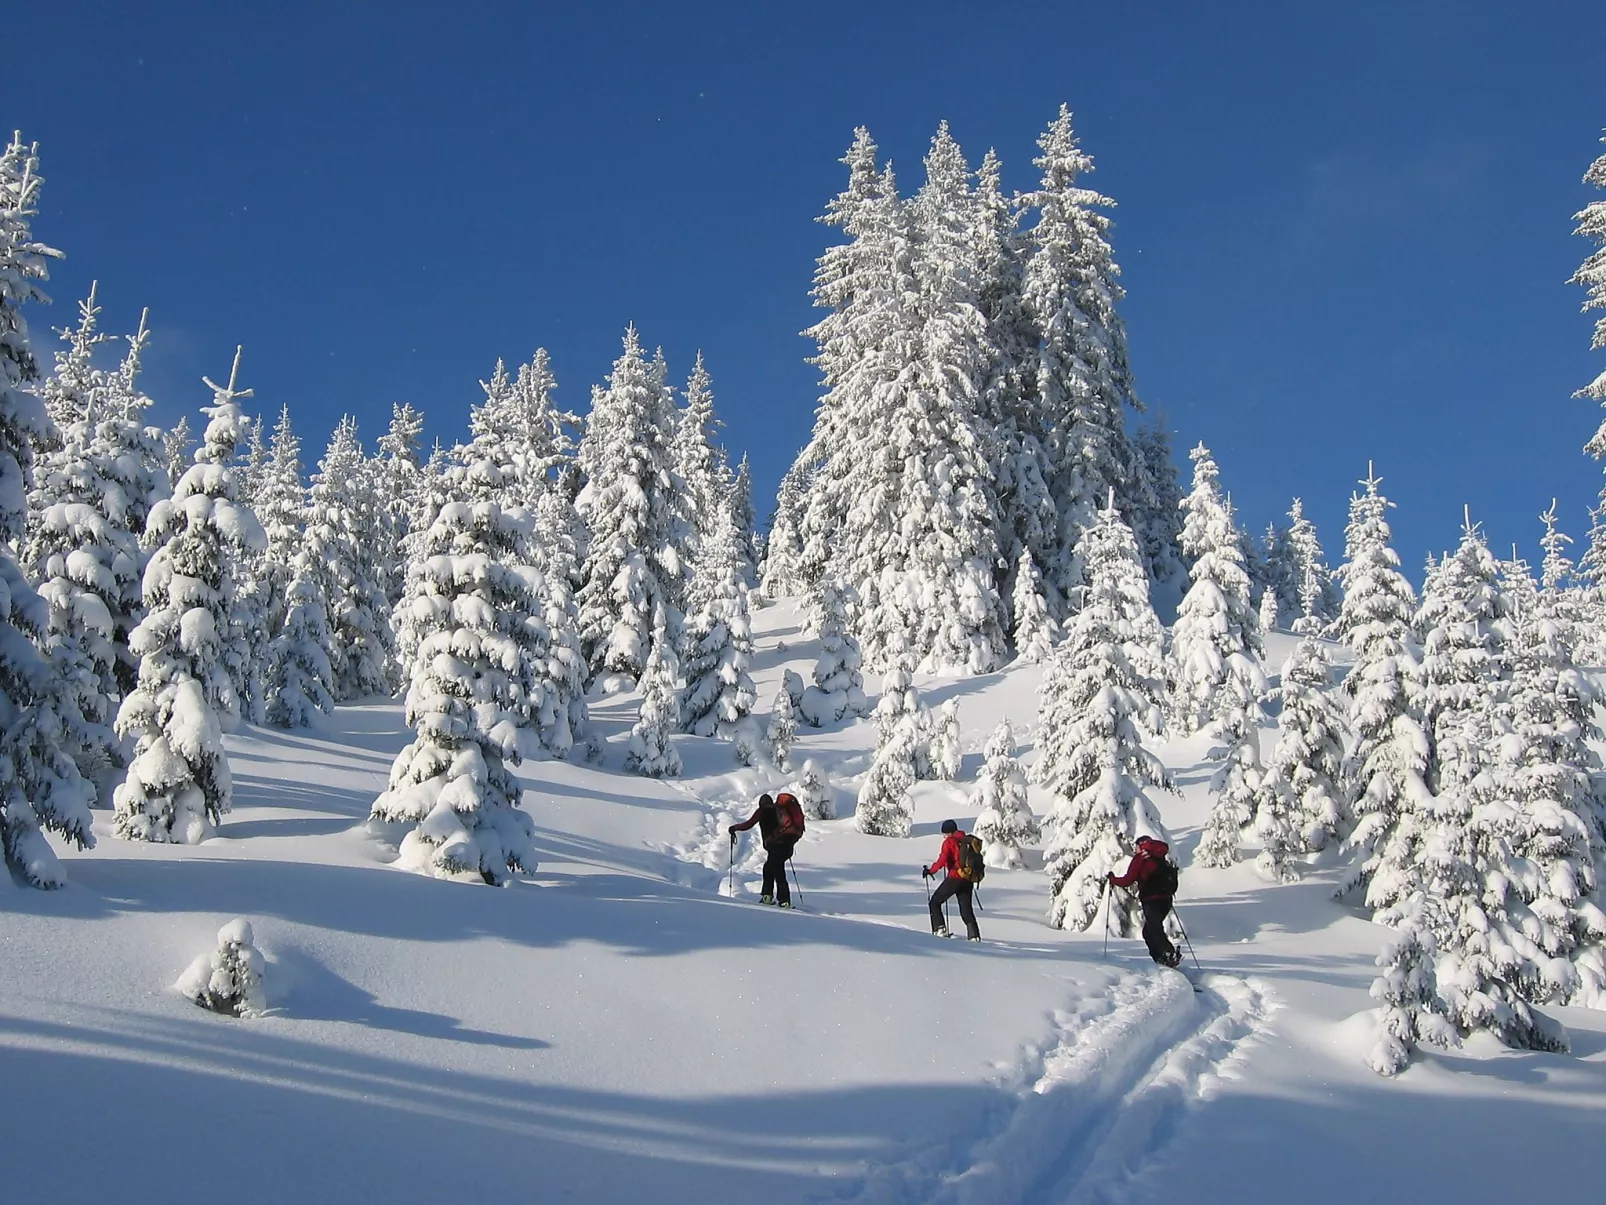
[
  {"xmin": 227, "ymin": 415, "xmax": 274, "ymax": 725},
  {"xmin": 856, "ymin": 712, "xmax": 918, "ymax": 837},
  {"xmin": 1020, "ymin": 105, "xmax": 1142, "ymax": 612},
  {"xmin": 796, "ymin": 758, "xmax": 833, "ymax": 820},
  {"xmin": 309, "ymin": 416, "xmax": 392, "ymax": 701},
  {"xmin": 1331, "ymin": 467, "xmax": 1427, "ymax": 896},
  {"xmin": 761, "ymin": 463, "xmax": 808, "ymax": 599},
  {"xmin": 512, "ymin": 347, "xmax": 577, "ymax": 490},
  {"xmin": 729, "ymin": 453, "xmax": 761, "ymax": 590},
  {"xmin": 265, "ymin": 544, "xmax": 335, "ymax": 728},
  {"xmin": 1497, "ymin": 506, "xmax": 1606, "ymax": 1007},
  {"xmin": 1169, "ymin": 444, "xmax": 1264, "ymax": 735},
  {"xmin": 36, "ymin": 280, "xmax": 109, "ymax": 430},
  {"xmin": 972, "ymin": 718, "xmax": 1038, "ymax": 868},
  {"xmin": 627, "ymin": 630, "xmax": 682, "ymax": 777},
  {"xmin": 372, "ymin": 497, "xmax": 541, "ymax": 884},
  {"xmin": 575, "ymin": 326, "xmax": 681, "ymax": 682},
  {"xmin": 1035, "ymin": 501, "xmax": 1173, "ymax": 932},
  {"xmin": 1010, "ymin": 548, "xmax": 1055, "ymax": 663},
  {"xmin": 1575, "ymin": 132, "xmax": 1606, "ymax": 439},
  {"xmin": 372, "ymin": 401, "xmax": 424, "ymax": 607},
  {"xmin": 162, "ymin": 415, "xmax": 192, "ymax": 493},
  {"xmin": 177, "ymin": 918, "xmax": 267, "ymax": 1019},
  {"xmin": 251, "ymin": 405, "xmax": 304, "ymax": 633},
  {"xmin": 672, "ymin": 352, "xmax": 729, "ymax": 602},
  {"xmin": 529, "ymin": 484, "xmax": 590, "ymax": 755},
  {"xmin": 799, "ymin": 575, "xmax": 868, "ymax": 726},
  {"xmin": 114, "ymin": 349, "xmax": 265, "ymax": 842},
  {"xmin": 929, "ymin": 697, "xmax": 962, "ymax": 781},
  {"xmin": 1366, "ymin": 894, "xmax": 1459, "ymax": 1076},
  {"xmin": 765, "ymin": 683, "xmax": 795, "ymax": 771},
  {"xmin": 1130, "ymin": 419, "xmax": 1188, "ymax": 616},
  {"xmin": 1285, "ymin": 498, "xmax": 1340, "ymax": 633},
  {"xmin": 679, "ymin": 501, "xmax": 757, "ymax": 739},
  {"xmin": 0, "ymin": 133, "xmax": 99, "ymax": 887},
  {"xmin": 1370, "ymin": 514, "xmax": 1566, "ymax": 1052},
  {"xmin": 826, "ymin": 132, "xmax": 1007, "ymax": 674},
  {"xmin": 1254, "ymin": 637, "xmax": 1347, "ymax": 881}
]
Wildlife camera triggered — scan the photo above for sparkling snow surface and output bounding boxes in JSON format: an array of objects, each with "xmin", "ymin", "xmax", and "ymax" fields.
[{"xmin": 3, "ymin": 601, "xmax": 1604, "ymax": 1204}]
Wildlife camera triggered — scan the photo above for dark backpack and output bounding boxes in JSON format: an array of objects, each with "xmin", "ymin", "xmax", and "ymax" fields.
[
  {"xmin": 774, "ymin": 793, "xmax": 806, "ymax": 841},
  {"xmin": 1147, "ymin": 857, "xmax": 1180, "ymax": 898},
  {"xmin": 956, "ymin": 834, "xmax": 986, "ymax": 883}
]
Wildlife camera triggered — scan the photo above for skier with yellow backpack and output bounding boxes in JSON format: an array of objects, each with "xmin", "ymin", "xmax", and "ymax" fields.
[{"xmin": 922, "ymin": 819, "xmax": 984, "ymax": 940}]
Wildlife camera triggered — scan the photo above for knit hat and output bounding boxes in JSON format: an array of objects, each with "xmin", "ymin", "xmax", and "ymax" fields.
[{"xmin": 940, "ymin": 819, "xmax": 959, "ymax": 834}]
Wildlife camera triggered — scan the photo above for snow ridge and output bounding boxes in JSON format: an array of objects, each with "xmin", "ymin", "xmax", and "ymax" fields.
[{"xmin": 840, "ymin": 971, "xmax": 1269, "ymax": 1205}]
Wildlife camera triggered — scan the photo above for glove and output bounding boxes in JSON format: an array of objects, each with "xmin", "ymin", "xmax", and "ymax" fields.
[
  {"xmin": 727, "ymin": 826, "xmax": 737, "ymax": 837},
  {"xmin": 922, "ymin": 867, "xmax": 932, "ymax": 879}
]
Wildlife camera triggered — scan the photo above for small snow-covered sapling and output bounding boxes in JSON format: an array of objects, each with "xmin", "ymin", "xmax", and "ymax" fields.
[{"xmin": 177, "ymin": 918, "xmax": 266, "ymax": 1018}]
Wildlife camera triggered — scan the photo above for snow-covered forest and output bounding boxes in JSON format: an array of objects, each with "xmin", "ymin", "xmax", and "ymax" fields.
[{"xmin": 6, "ymin": 106, "xmax": 1606, "ymax": 1204}]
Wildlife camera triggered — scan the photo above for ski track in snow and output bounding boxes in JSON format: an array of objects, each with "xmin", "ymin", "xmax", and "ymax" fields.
[{"xmin": 837, "ymin": 970, "xmax": 1270, "ymax": 1205}]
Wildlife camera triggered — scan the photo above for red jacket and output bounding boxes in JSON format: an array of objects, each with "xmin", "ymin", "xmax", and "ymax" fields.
[
  {"xmin": 1110, "ymin": 840, "xmax": 1172, "ymax": 898},
  {"xmin": 926, "ymin": 831, "xmax": 967, "ymax": 878}
]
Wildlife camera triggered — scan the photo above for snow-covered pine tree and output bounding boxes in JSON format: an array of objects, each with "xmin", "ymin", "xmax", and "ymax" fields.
[
  {"xmin": 1332, "ymin": 466, "xmax": 1426, "ymax": 896},
  {"xmin": 238, "ymin": 409, "xmax": 269, "ymax": 510},
  {"xmin": 1371, "ymin": 513, "xmax": 1566, "ymax": 1051},
  {"xmin": 373, "ymin": 401, "xmax": 425, "ymax": 607},
  {"xmin": 1498, "ymin": 504, "xmax": 1606, "ymax": 1007},
  {"xmin": 0, "ymin": 132, "xmax": 99, "ymax": 887},
  {"xmin": 761, "ymin": 463, "xmax": 808, "ymax": 599},
  {"xmin": 1129, "ymin": 418, "xmax": 1188, "ymax": 617},
  {"xmin": 1255, "ymin": 520, "xmax": 1300, "ymax": 633},
  {"xmin": 372, "ymin": 498, "xmax": 542, "ymax": 883},
  {"xmin": 765, "ymin": 683, "xmax": 795, "ymax": 771},
  {"xmin": 1169, "ymin": 443, "xmax": 1264, "ymax": 734},
  {"xmin": 162, "ymin": 415, "xmax": 192, "ymax": 491},
  {"xmin": 1020, "ymin": 105, "xmax": 1141, "ymax": 614},
  {"xmin": 796, "ymin": 758, "xmax": 834, "ymax": 820},
  {"xmin": 872, "ymin": 659, "xmax": 921, "ymax": 744},
  {"xmin": 972, "ymin": 718, "xmax": 1038, "ymax": 869},
  {"xmin": 265, "ymin": 550, "xmax": 335, "ymax": 728},
  {"xmin": 575, "ymin": 326, "xmax": 681, "ymax": 683},
  {"xmin": 627, "ymin": 631, "xmax": 683, "ymax": 777},
  {"xmin": 114, "ymin": 348, "xmax": 265, "ymax": 842},
  {"xmin": 253, "ymin": 405, "xmax": 304, "ymax": 634},
  {"xmin": 1366, "ymin": 894, "xmax": 1459, "ymax": 1076},
  {"xmin": 1035, "ymin": 500, "xmax": 1173, "ymax": 932},
  {"xmin": 855, "ymin": 712, "xmax": 917, "ymax": 837},
  {"xmin": 37, "ymin": 280, "xmax": 109, "ymax": 432},
  {"xmin": 1574, "ymin": 132, "xmax": 1606, "ymax": 436},
  {"xmin": 799, "ymin": 575, "xmax": 868, "ymax": 726},
  {"xmin": 177, "ymin": 918, "xmax": 267, "ymax": 1018},
  {"xmin": 528, "ymin": 483, "xmax": 589, "ymax": 755},
  {"xmin": 309, "ymin": 416, "xmax": 392, "ymax": 701},
  {"xmin": 929, "ymin": 697, "xmax": 962, "ymax": 780},
  {"xmin": 512, "ymin": 347, "xmax": 576, "ymax": 491},
  {"xmin": 1255, "ymin": 637, "xmax": 1347, "ymax": 881},
  {"xmin": 1285, "ymin": 498, "xmax": 1340, "ymax": 633},
  {"xmin": 1010, "ymin": 548, "xmax": 1055, "ymax": 663},
  {"xmin": 679, "ymin": 500, "xmax": 757, "ymax": 739},
  {"xmin": 729, "ymin": 453, "xmax": 760, "ymax": 590},
  {"xmin": 672, "ymin": 352, "xmax": 729, "ymax": 605},
  {"xmin": 1258, "ymin": 587, "xmax": 1280, "ymax": 638},
  {"xmin": 227, "ymin": 407, "xmax": 273, "ymax": 725}
]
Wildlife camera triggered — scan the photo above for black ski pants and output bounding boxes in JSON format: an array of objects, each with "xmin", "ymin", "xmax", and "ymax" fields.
[
  {"xmin": 1141, "ymin": 896, "xmax": 1178, "ymax": 965},
  {"xmin": 763, "ymin": 838, "xmax": 797, "ymax": 904},
  {"xmin": 929, "ymin": 875, "xmax": 980, "ymax": 939}
]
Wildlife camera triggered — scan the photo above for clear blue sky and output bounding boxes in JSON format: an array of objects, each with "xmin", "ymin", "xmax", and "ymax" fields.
[{"xmin": 11, "ymin": 1, "xmax": 1606, "ymax": 576}]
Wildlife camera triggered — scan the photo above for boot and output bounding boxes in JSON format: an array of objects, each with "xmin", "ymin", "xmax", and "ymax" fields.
[
  {"xmin": 778, "ymin": 901, "xmax": 793, "ymax": 910},
  {"xmin": 760, "ymin": 894, "xmax": 774, "ymax": 905},
  {"xmin": 933, "ymin": 925, "xmax": 951, "ymax": 938}
]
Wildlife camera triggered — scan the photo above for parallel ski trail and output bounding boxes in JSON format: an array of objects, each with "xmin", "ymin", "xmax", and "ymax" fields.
[{"xmin": 839, "ymin": 970, "xmax": 1269, "ymax": 1205}]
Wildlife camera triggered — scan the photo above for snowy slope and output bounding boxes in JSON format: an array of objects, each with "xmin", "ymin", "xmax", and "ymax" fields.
[{"xmin": 3, "ymin": 603, "xmax": 1604, "ymax": 1205}]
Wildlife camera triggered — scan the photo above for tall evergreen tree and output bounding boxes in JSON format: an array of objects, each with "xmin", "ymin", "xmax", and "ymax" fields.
[
  {"xmin": 254, "ymin": 405, "xmax": 305, "ymax": 633},
  {"xmin": 0, "ymin": 130, "xmax": 97, "ymax": 887},
  {"xmin": 1574, "ymin": 132, "xmax": 1606, "ymax": 432},
  {"xmin": 672, "ymin": 352, "xmax": 728, "ymax": 601},
  {"xmin": 1255, "ymin": 638, "xmax": 1347, "ymax": 881},
  {"xmin": 575, "ymin": 326, "xmax": 681, "ymax": 682},
  {"xmin": 761, "ymin": 462, "xmax": 808, "ymax": 598},
  {"xmin": 114, "ymin": 349, "xmax": 264, "ymax": 842},
  {"xmin": 1284, "ymin": 498, "xmax": 1340, "ymax": 632},
  {"xmin": 162, "ymin": 415, "xmax": 192, "ymax": 492},
  {"xmin": 972, "ymin": 718, "xmax": 1038, "ymax": 869},
  {"xmin": 373, "ymin": 401, "xmax": 425, "ymax": 607},
  {"xmin": 310, "ymin": 417, "xmax": 392, "ymax": 700},
  {"xmin": 1020, "ymin": 105, "xmax": 1142, "ymax": 612},
  {"xmin": 265, "ymin": 550, "xmax": 335, "ymax": 729},
  {"xmin": 1035, "ymin": 502, "xmax": 1173, "ymax": 933},
  {"xmin": 799, "ymin": 575, "xmax": 868, "ymax": 726},
  {"xmin": 728, "ymin": 453, "xmax": 760, "ymax": 588},
  {"xmin": 372, "ymin": 497, "xmax": 542, "ymax": 883},
  {"xmin": 679, "ymin": 501, "xmax": 757, "ymax": 739}
]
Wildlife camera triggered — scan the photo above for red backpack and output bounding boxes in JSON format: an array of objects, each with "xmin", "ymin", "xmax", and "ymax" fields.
[{"xmin": 774, "ymin": 793, "xmax": 806, "ymax": 841}]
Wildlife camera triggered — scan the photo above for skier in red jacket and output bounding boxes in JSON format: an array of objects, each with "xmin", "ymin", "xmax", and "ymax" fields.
[
  {"xmin": 1108, "ymin": 836, "xmax": 1181, "ymax": 967},
  {"xmin": 923, "ymin": 819, "xmax": 981, "ymax": 940}
]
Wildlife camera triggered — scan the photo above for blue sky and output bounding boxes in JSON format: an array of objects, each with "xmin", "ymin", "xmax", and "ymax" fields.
[{"xmin": 10, "ymin": 1, "xmax": 1606, "ymax": 576}]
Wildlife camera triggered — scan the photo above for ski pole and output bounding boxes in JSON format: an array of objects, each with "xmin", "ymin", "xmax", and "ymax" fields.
[
  {"xmin": 973, "ymin": 885, "xmax": 984, "ymax": 912},
  {"xmin": 787, "ymin": 857, "xmax": 803, "ymax": 907},
  {"xmin": 728, "ymin": 833, "xmax": 736, "ymax": 898},
  {"xmin": 1102, "ymin": 880, "xmax": 1112, "ymax": 959},
  {"xmin": 1170, "ymin": 902, "xmax": 1203, "ymax": 973}
]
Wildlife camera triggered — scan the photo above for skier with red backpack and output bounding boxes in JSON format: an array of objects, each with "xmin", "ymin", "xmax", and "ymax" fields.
[
  {"xmin": 1107, "ymin": 835, "xmax": 1182, "ymax": 967},
  {"xmin": 729, "ymin": 792, "xmax": 806, "ymax": 907},
  {"xmin": 923, "ymin": 819, "xmax": 984, "ymax": 940}
]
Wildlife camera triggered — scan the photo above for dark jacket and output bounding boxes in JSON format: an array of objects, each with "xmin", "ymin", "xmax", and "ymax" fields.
[
  {"xmin": 732, "ymin": 804, "xmax": 782, "ymax": 848},
  {"xmin": 1111, "ymin": 839, "xmax": 1173, "ymax": 900}
]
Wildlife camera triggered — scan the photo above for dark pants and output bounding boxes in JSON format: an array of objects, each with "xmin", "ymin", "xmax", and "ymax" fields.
[
  {"xmin": 929, "ymin": 876, "xmax": 980, "ymax": 939},
  {"xmin": 763, "ymin": 838, "xmax": 797, "ymax": 904},
  {"xmin": 1141, "ymin": 896, "xmax": 1178, "ymax": 965}
]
